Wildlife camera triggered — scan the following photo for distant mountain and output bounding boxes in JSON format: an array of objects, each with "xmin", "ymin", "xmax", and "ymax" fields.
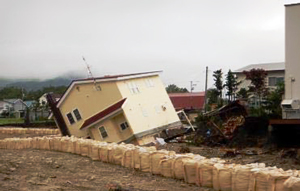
[{"xmin": 0, "ymin": 74, "xmax": 85, "ymax": 91}]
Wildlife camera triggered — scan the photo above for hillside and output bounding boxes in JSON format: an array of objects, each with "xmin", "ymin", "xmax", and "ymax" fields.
[{"xmin": 0, "ymin": 75, "xmax": 84, "ymax": 91}]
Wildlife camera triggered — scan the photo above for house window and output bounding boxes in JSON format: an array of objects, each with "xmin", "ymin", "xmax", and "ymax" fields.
[
  {"xmin": 145, "ymin": 79, "xmax": 154, "ymax": 87},
  {"xmin": 268, "ymin": 77, "xmax": 284, "ymax": 86},
  {"xmin": 73, "ymin": 109, "xmax": 82, "ymax": 121},
  {"xmin": 120, "ymin": 122, "xmax": 129, "ymax": 130},
  {"xmin": 99, "ymin": 126, "xmax": 108, "ymax": 139},
  {"xmin": 66, "ymin": 113, "xmax": 75, "ymax": 125},
  {"xmin": 128, "ymin": 81, "xmax": 140, "ymax": 94}
]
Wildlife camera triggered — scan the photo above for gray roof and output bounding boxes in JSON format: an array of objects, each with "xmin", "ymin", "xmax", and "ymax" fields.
[
  {"xmin": 233, "ymin": 62, "xmax": 285, "ymax": 73},
  {"xmin": 285, "ymin": 1, "xmax": 300, "ymax": 6}
]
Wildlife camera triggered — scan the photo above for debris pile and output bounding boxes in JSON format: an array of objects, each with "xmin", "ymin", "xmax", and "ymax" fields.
[{"xmin": 1, "ymin": 136, "xmax": 300, "ymax": 190}]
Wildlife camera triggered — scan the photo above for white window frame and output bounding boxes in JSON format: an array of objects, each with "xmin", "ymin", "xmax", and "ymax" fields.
[
  {"xmin": 145, "ymin": 78, "xmax": 155, "ymax": 87},
  {"xmin": 66, "ymin": 112, "xmax": 75, "ymax": 125},
  {"xmin": 99, "ymin": 126, "xmax": 108, "ymax": 139},
  {"xmin": 119, "ymin": 121, "xmax": 129, "ymax": 131},
  {"xmin": 127, "ymin": 81, "xmax": 140, "ymax": 94},
  {"xmin": 72, "ymin": 108, "xmax": 82, "ymax": 121}
]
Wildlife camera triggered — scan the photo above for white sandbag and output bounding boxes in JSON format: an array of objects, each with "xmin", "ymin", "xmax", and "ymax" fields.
[
  {"xmin": 250, "ymin": 167, "xmax": 278, "ymax": 191},
  {"xmin": 172, "ymin": 154, "xmax": 195, "ymax": 180},
  {"xmin": 15, "ymin": 138, "xmax": 24, "ymax": 149},
  {"xmin": 197, "ymin": 158, "xmax": 225, "ymax": 188},
  {"xmin": 75, "ymin": 138, "xmax": 82, "ymax": 155},
  {"xmin": 23, "ymin": 138, "xmax": 32, "ymax": 149},
  {"xmin": 132, "ymin": 146, "xmax": 156, "ymax": 169},
  {"xmin": 182, "ymin": 155, "xmax": 206, "ymax": 184},
  {"xmin": 52, "ymin": 137, "xmax": 62, "ymax": 151},
  {"xmin": 150, "ymin": 150, "xmax": 176, "ymax": 175},
  {"xmin": 107, "ymin": 143, "xmax": 118, "ymax": 163},
  {"xmin": 213, "ymin": 163, "xmax": 235, "ymax": 191},
  {"xmin": 268, "ymin": 169, "xmax": 296, "ymax": 191},
  {"xmin": 140, "ymin": 151, "xmax": 152, "ymax": 172},
  {"xmin": 79, "ymin": 140, "xmax": 90, "ymax": 156},
  {"xmin": 112, "ymin": 144, "xmax": 127, "ymax": 165},
  {"xmin": 60, "ymin": 137, "xmax": 69, "ymax": 152},
  {"xmin": 183, "ymin": 159, "xmax": 198, "ymax": 184},
  {"xmin": 160, "ymin": 155, "xmax": 176, "ymax": 178},
  {"xmin": 99, "ymin": 144, "xmax": 110, "ymax": 162},
  {"xmin": 283, "ymin": 176, "xmax": 300, "ymax": 191},
  {"xmin": 39, "ymin": 137, "xmax": 51, "ymax": 150},
  {"xmin": 31, "ymin": 137, "xmax": 40, "ymax": 149},
  {"xmin": 122, "ymin": 145, "xmax": 136, "ymax": 168},
  {"xmin": 7, "ymin": 138, "xmax": 17, "ymax": 149},
  {"xmin": 0, "ymin": 139, "xmax": 7, "ymax": 149},
  {"xmin": 90, "ymin": 143, "xmax": 101, "ymax": 161},
  {"xmin": 232, "ymin": 163, "xmax": 266, "ymax": 191}
]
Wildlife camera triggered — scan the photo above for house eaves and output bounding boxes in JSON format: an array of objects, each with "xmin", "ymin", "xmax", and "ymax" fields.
[
  {"xmin": 56, "ymin": 71, "xmax": 161, "ymax": 108},
  {"xmin": 80, "ymin": 98, "xmax": 127, "ymax": 130}
]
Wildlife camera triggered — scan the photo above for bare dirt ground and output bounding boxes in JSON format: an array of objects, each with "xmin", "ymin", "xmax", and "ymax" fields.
[
  {"xmin": 1, "ymin": 131, "xmax": 300, "ymax": 191},
  {"xmin": 0, "ymin": 133, "xmax": 213, "ymax": 191}
]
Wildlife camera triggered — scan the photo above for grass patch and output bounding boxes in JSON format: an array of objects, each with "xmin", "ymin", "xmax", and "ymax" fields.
[{"xmin": 0, "ymin": 118, "xmax": 24, "ymax": 125}]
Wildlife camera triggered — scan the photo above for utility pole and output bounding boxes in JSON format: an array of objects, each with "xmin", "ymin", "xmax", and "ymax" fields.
[{"xmin": 204, "ymin": 66, "xmax": 208, "ymax": 113}]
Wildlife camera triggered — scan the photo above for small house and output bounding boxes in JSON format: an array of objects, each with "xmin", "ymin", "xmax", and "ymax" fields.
[{"xmin": 49, "ymin": 71, "xmax": 181, "ymax": 145}]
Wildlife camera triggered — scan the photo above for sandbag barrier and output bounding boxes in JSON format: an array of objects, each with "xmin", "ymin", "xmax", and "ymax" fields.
[
  {"xmin": 1, "ymin": 136, "xmax": 300, "ymax": 191},
  {"xmin": 0, "ymin": 127, "xmax": 60, "ymax": 135}
]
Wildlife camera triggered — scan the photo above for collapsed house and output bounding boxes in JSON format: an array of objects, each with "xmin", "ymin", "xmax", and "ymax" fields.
[{"xmin": 47, "ymin": 71, "xmax": 181, "ymax": 145}]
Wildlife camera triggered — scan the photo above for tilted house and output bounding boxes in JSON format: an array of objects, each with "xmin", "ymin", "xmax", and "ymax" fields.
[{"xmin": 51, "ymin": 71, "xmax": 181, "ymax": 145}]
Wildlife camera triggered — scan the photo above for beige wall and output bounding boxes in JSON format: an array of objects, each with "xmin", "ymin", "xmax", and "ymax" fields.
[
  {"xmin": 117, "ymin": 75, "xmax": 180, "ymax": 135},
  {"xmin": 236, "ymin": 70, "xmax": 284, "ymax": 92},
  {"xmin": 59, "ymin": 81, "xmax": 123, "ymax": 137},
  {"xmin": 90, "ymin": 113, "xmax": 133, "ymax": 142},
  {"xmin": 285, "ymin": 4, "xmax": 300, "ymax": 100}
]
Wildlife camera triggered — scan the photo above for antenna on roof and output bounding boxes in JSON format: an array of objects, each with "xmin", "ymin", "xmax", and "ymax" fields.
[{"xmin": 82, "ymin": 56, "xmax": 101, "ymax": 91}]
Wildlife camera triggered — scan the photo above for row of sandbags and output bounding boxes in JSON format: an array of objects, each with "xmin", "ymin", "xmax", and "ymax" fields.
[
  {"xmin": 1, "ymin": 136, "xmax": 300, "ymax": 191},
  {"xmin": 0, "ymin": 127, "xmax": 59, "ymax": 135}
]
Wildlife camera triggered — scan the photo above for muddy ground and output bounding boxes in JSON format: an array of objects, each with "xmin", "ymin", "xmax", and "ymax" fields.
[{"xmin": 1, "ymin": 132, "xmax": 300, "ymax": 191}]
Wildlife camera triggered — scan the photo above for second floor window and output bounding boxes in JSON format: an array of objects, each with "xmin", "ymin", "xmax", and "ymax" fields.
[
  {"xmin": 268, "ymin": 77, "xmax": 284, "ymax": 86},
  {"xmin": 128, "ymin": 81, "xmax": 140, "ymax": 94},
  {"xmin": 66, "ymin": 113, "xmax": 75, "ymax": 124},
  {"xmin": 73, "ymin": 109, "xmax": 82, "ymax": 121}
]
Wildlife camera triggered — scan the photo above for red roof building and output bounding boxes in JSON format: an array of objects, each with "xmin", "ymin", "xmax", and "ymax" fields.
[{"xmin": 169, "ymin": 92, "xmax": 205, "ymax": 111}]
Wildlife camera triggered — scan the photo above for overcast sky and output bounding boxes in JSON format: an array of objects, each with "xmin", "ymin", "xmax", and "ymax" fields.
[{"xmin": 0, "ymin": 0, "xmax": 286, "ymax": 91}]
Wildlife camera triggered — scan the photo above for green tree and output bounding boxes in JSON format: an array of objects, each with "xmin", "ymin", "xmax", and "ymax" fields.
[
  {"xmin": 166, "ymin": 84, "xmax": 188, "ymax": 93},
  {"xmin": 207, "ymin": 88, "xmax": 219, "ymax": 105},
  {"xmin": 243, "ymin": 68, "xmax": 268, "ymax": 107},
  {"xmin": 0, "ymin": 87, "xmax": 24, "ymax": 100},
  {"xmin": 236, "ymin": 88, "xmax": 248, "ymax": 99},
  {"xmin": 263, "ymin": 82, "xmax": 284, "ymax": 118},
  {"xmin": 224, "ymin": 70, "xmax": 240, "ymax": 101},
  {"xmin": 213, "ymin": 69, "xmax": 223, "ymax": 106}
]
